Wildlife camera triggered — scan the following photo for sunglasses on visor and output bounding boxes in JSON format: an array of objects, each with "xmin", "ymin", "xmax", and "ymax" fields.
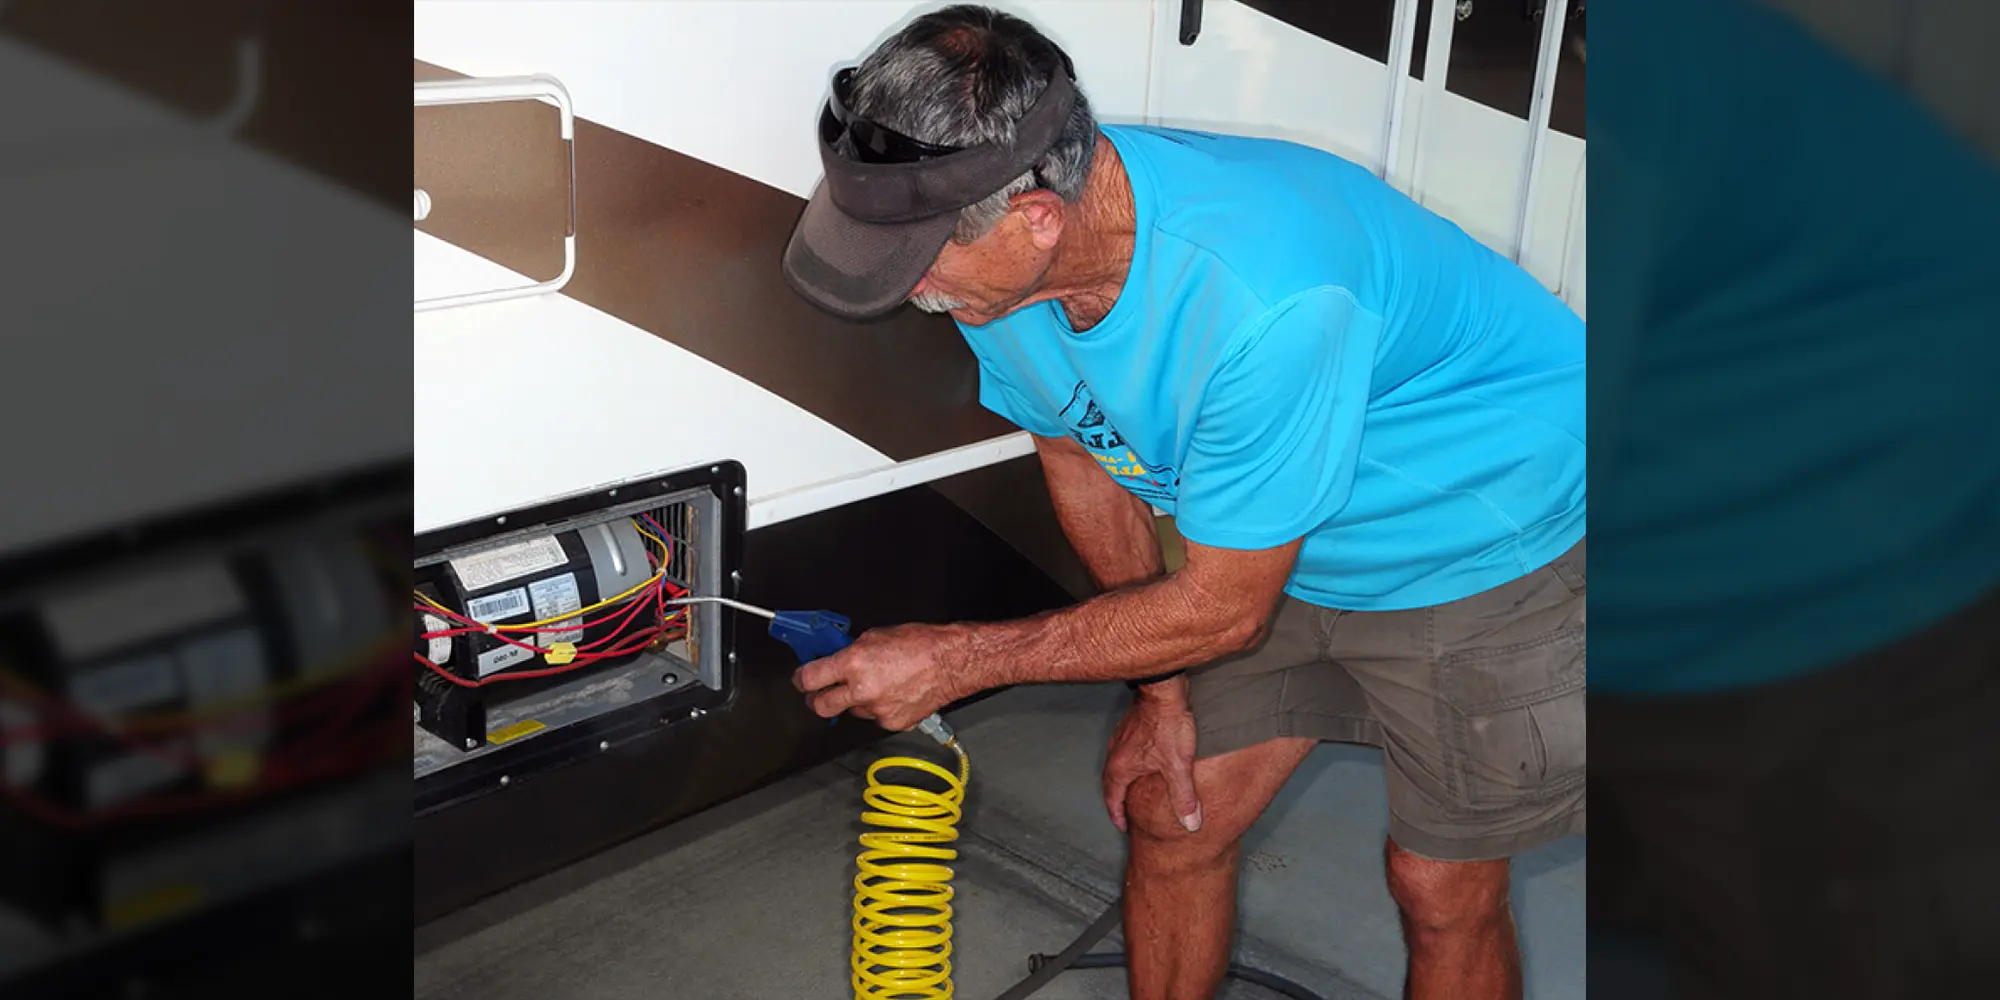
[
  {"xmin": 820, "ymin": 67, "xmax": 962, "ymax": 164},
  {"xmin": 819, "ymin": 52, "xmax": 1076, "ymax": 166}
]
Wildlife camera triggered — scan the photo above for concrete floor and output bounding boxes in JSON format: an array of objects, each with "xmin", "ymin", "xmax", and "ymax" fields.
[{"xmin": 415, "ymin": 683, "xmax": 1584, "ymax": 1000}]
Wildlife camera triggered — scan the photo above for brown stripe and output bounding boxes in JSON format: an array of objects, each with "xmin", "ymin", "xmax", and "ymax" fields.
[{"xmin": 413, "ymin": 59, "xmax": 1017, "ymax": 462}]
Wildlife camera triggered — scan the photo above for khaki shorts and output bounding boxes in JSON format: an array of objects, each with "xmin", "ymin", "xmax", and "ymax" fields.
[{"xmin": 1188, "ymin": 539, "xmax": 1586, "ymax": 861}]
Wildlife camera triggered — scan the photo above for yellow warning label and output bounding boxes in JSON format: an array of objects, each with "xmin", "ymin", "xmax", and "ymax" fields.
[
  {"xmin": 105, "ymin": 882, "xmax": 205, "ymax": 931},
  {"xmin": 486, "ymin": 719, "xmax": 546, "ymax": 745},
  {"xmin": 204, "ymin": 749, "xmax": 261, "ymax": 789}
]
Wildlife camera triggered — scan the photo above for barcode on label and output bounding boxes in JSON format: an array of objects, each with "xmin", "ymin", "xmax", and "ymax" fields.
[
  {"xmin": 449, "ymin": 535, "xmax": 568, "ymax": 591},
  {"xmin": 478, "ymin": 643, "xmax": 534, "ymax": 677},
  {"xmin": 68, "ymin": 654, "xmax": 181, "ymax": 717},
  {"xmin": 529, "ymin": 573, "xmax": 584, "ymax": 647},
  {"xmin": 466, "ymin": 588, "xmax": 531, "ymax": 623}
]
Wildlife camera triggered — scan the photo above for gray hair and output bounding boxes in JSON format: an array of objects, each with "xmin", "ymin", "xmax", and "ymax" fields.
[{"xmin": 850, "ymin": 4, "xmax": 1098, "ymax": 243}]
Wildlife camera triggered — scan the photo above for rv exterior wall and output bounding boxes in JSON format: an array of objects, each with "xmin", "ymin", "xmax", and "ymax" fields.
[
  {"xmin": 413, "ymin": 233, "xmax": 893, "ymax": 534},
  {"xmin": 414, "ymin": 0, "xmax": 1586, "ymax": 298},
  {"xmin": 413, "ymin": 0, "xmax": 1590, "ymax": 533}
]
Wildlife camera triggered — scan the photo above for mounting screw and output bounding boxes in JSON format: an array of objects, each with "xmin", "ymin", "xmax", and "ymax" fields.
[
  {"xmin": 609, "ymin": 488, "xmax": 618, "ymax": 496},
  {"xmin": 727, "ymin": 652, "xmax": 737, "ymax": 665},
  {"xmin": 662, "ymin": 671, "xmax": 680, "ymax": 686},
  {"xmin": 710, "ymin": 465, "xmax": 720, "ymax": 474},
  {"xmin": 732, "ymin": 486, "xmax": 743, "ymax": 498},
  {"xmin": 496, "ymin": 515, "xmax": 507, "ymax": 524},
  {"xmin": 690, "ymin": 707, "xmax": 707, "ymax": 719},
  {"xmin": 599, "ymin": 740, "xmax": 610, "ymax": 751},
  {"xmin": 464, "ymin": 738, "xmax": 477, "ymax": 750},
  {"xmin": 730, "ymin": 570, "xmax": 742, "ymax": 585},
  {"xmin": 499, "ymin": 775, "xmax": 511, "ymax": 787}
]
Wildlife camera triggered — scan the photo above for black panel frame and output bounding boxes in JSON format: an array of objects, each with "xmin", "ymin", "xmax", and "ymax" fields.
[
  {"xmin": 411, "ymin": 462, "xmax": 747, "ymax": 816},
  {"xmin": 413, "ymin": 472, "xmax": 1077, "ymax": 928}
]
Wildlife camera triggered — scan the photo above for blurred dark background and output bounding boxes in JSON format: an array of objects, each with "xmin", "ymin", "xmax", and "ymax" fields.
[{"xmin": 0, "ymin": 2, "xmax": 411, "ymax": 998}]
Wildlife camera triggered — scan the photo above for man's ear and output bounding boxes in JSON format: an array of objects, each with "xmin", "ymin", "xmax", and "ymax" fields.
[{"xmin": 1011, "ymin": 189, "xmax": 1067, "ymax": 250}]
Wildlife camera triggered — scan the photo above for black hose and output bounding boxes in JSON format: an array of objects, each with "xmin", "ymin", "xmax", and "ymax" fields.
[
  {"xmin": 987, "ymin": 898, "xmax": 1123, "ymax": 1000},
  {"xmin": 991, "ymin": 896, "xmax": 1332, "ymax": 1000}
]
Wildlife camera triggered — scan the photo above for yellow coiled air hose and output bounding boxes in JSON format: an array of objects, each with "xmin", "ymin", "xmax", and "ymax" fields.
[
  {"xmin": 843, "ymin": 719, "xmax": 1327, "ymax": 1000},
  {"xmin": 851, "ymin": 720, "xmax": 970, "ymax": 1000}
]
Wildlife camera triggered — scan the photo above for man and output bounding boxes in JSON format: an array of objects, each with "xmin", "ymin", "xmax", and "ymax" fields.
[{"xmin": 780, "ymin": 7, "xmax": 1584, "ymax": 999}]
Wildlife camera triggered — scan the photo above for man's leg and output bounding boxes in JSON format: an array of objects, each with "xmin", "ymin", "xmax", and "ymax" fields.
[
  {"xmin": 1385, "ymin": 841, "xmax": 1520, "ymax": 1000},
  {"xmin": 1123, "ymin": 736, "xmax": 1316, "ymax": 1000},
  {"xmin": 1335, "ymin": 540, "xmax": 1588, "ymax": 1000}
]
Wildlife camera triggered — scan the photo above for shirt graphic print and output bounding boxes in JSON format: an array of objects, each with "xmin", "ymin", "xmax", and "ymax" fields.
[{"xmin": 1058, "ymin": 381, "xmax": 1179, "ymax": 506}]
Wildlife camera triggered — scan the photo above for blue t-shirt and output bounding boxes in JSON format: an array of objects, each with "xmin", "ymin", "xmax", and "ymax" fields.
[
  {"xmin": 1587, "ymin": 0, "xmax": 2000, "ymax": 695},
  {"xmin": 958, "ymin": 125, "xmax": 1586, "ymax": 612}
]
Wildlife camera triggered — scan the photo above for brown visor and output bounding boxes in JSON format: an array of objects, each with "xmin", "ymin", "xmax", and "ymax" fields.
[{"xmin": 783, "ymin": 65, "xmax": 1077, "ymax": 320}]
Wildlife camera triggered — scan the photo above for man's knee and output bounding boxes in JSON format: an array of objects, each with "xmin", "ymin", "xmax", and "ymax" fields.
[
  {"xmin": 1126, "ymin": 773, "xmax": 1237, "ymax": 871},
  {"xmin": 1384, "ymin": 840, "xmax": 1512, "ymax": 935},
  {"xmin": 1124, "ymin": 737, "xmax": 1313, "ymax": 873}
]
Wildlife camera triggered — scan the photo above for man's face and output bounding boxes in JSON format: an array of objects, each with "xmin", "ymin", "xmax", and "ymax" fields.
[{"xmin": 907, "ymin": 197, "xmax": 1063, "ymax": 326}]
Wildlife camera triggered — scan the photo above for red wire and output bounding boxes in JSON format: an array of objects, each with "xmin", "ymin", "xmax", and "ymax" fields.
[
  {"xmin": 0, "ymin": 725, "xmax": 404, "ymax": 831},
  {"xmin": 415, "ymin": 624, "xmax": 668, "ymax": 687},
  {"xmin": 0, "ymin": 649, "xmax": 402, "ymax": 746},
  {"xmin": 415, "ymin": 590, "xmax": 652, "ymax": 651},
  {"xmin": 414, "ymin": 571, "xmax": 688, "ymax": 646},
  {"xmin": 0, "ymin": 654, "xmax": 408, "ymax": 830},
  {"xmin": 0, "ymin": 523, "xmax": 687, "ymax": 829},
  {"xmin": 415, "ymin": 584, "xmax": 660, "ymax": 637},
  {"xmin": 414, "ymin": 558, "xmax": 693, "ymax": 687}
]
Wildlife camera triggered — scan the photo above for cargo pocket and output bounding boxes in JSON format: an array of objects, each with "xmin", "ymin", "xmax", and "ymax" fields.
[{"xmin": 1433, "ymin": 624, "xmax": 1586, "ymax": 812}]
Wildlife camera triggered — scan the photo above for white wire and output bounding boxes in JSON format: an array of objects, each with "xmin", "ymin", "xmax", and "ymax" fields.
[{"xmin": 664, "ymin": 595, "xmax": 778, "ymax": 620}]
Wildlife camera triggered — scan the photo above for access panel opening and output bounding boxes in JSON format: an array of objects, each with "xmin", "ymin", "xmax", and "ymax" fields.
[{"xmin": 412, "ymin": 464, "xmax": 745, "ymax": 813}]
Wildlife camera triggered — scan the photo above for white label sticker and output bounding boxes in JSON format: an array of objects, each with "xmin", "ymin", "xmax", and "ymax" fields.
[
  {"xmin": 87, "ymin": 750, "xmax": 188, "ymax": 808},
  {"xmin": 466, "ymin": 588, "xmax": 530, "ymax": 623},
  {"xmin": 68, "ymin": 654, "xmax": 181, "ymax": 717},
  {"xmin": 477, "ymin": 643, "xmax": 534, "ymax": 677},
  {"xmin": 528, "ymin": 573, "xmax": 584, "ymax": 647},
  {"xmin": 178, "ymin": 628, "xmax": 267, "ymax": 705},
  {"xmin": 447, "ymin": 535, "xmax": 568, "ymax": 592},
  {"xmin": 41, "ymin": 561, "xmax": 245, "ymax": 662},
  {"xmin": 423, "ymin": 614, "xmax": 452, "ymax": 663}
]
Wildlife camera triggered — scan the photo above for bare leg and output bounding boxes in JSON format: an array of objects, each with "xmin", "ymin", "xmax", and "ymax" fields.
[
  {"xmin": 1122, "ymin": 737, "xmax": 1315, "ymax": 1000},
  {"xmin": 1385, "ymin": 840, "xmax": 1521, "ymax": 1000}
]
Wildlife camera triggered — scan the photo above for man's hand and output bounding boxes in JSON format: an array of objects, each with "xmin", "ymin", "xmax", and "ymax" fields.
[
  {"xmin": 1103, "ymin": 675, "xmax": 1203, "ymax": 834},
  {"xmin": 792, "ymin": 623, "xmax": 965, "ymax": 732}
]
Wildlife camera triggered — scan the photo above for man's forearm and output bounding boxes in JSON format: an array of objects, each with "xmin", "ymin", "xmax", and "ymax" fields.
[
  {"xmin": 939, "ymin": 572, "xmax": 1261, "ymax": 695},
  {"xmin": 1035, "ymin": 436, "xmax": 1188, "ymax": 690},
  {"xmin": 1042, "ymin": 442, "xmax": 1166, "ymax": 592},
  {"xmin": 983, "ymin": 435, "xmax": 1264, "ymax": 695}
]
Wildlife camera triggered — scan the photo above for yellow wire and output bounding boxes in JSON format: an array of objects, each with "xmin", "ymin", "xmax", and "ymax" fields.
[
  {"xmin": 852, "ymin": 740, "xmax": 971, "ymax": 1000},
  {"xmin": 415, "ymin": 517, "xmax": 674, "ymax": 630},
  {"xmin": 0, "ymin": 631, "xmax": 402, "ymax": 733}
]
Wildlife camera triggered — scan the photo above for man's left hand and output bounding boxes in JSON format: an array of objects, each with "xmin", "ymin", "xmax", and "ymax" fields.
[{"xmin": 792, "ymin": 623, "xmax": 965, "ymax": 731}]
